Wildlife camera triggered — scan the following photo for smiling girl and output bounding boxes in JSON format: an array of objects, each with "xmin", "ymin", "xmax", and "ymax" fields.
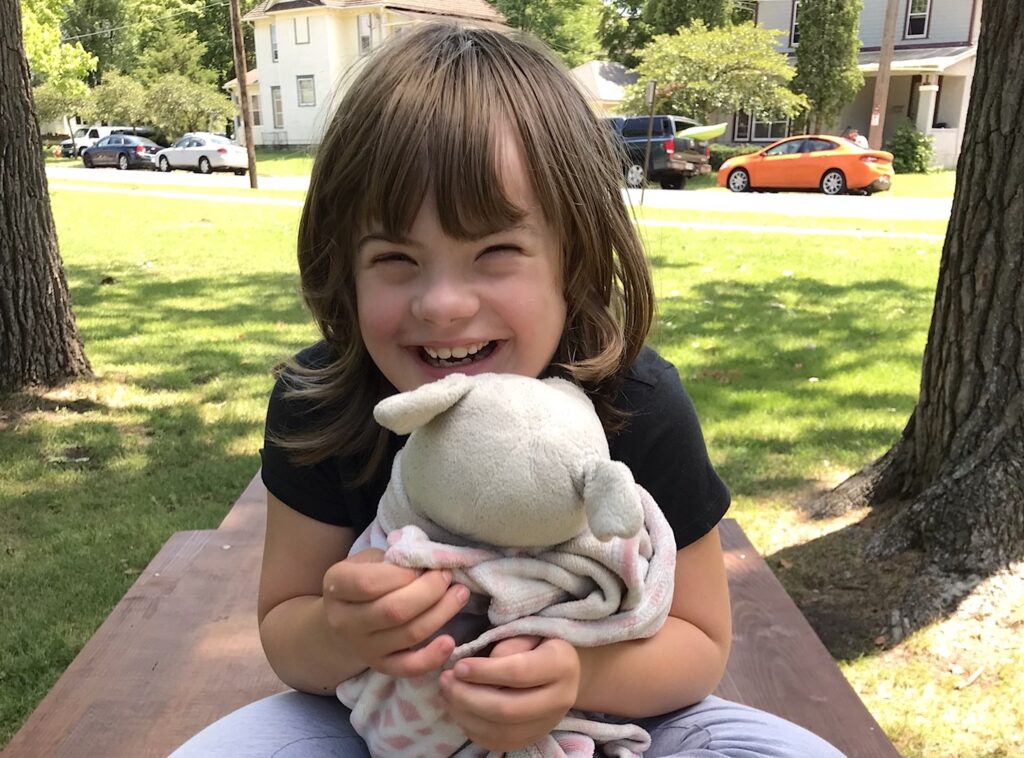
[{"xmin": 171, "ymin": 23, "xmax": 844, "ymax": 758}]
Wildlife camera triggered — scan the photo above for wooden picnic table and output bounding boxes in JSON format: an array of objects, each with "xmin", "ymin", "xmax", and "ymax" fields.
[{"xmin": 3, "ymin": 474, "xmax": 899, "ymax": 757}]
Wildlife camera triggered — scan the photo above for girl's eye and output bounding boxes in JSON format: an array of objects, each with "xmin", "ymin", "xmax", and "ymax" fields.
[
  {"xmin": 371, "ymin": 252, "xmax": 415, "ymax": 266},
  {"xmin": 477, "ymin": 245, "xmax": 520, "ymax": 260}
]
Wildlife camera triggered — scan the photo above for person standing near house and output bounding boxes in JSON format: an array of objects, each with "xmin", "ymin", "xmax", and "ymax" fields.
[{"xmin": 170, "ymin": 23, "xmax": 845, "ymax": 757}]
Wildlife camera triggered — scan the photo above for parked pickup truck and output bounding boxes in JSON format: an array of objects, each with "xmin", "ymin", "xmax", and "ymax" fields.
[{"xmin": 606, "ymin": 115, "xmax": 712, "ymax": 189}]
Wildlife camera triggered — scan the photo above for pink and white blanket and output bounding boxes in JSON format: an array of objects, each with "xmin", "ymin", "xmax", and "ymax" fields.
[{"xmin": 336, "ymin": 452, "xmax": 677, "ymax": 758}]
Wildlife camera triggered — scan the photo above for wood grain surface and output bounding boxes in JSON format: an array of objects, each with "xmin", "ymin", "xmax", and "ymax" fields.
[{"xmin": 5, "ymin": 474, "xmax": 899, "ymax": 757}]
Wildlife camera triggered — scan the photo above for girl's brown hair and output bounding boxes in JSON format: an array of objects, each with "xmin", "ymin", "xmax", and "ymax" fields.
[{"xmin": 278, "ymin": 22, "xmax": 654, "ymax": 482}]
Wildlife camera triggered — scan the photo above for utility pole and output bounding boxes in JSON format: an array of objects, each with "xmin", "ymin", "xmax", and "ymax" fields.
[
  {"xmin": 229, "ymin": 0, "xmax": 258, "ymax": 188},
  {"xmin": 868, "ymin": 0, "xmax": 900, "ymax": 149}
]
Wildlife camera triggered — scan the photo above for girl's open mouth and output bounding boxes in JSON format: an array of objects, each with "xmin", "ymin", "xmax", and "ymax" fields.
[{"xmin": 420, "ymin": 340, "xmax": 497, "ymax": 368}]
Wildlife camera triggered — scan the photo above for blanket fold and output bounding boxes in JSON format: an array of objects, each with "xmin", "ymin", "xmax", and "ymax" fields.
[{"xmin": 337, "ymin": 451, "xmax": 677, "ymax": 758}]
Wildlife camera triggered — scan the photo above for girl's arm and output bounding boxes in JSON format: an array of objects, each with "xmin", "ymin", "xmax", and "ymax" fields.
[
  {"xmin": 257, "ymin": 493, "xmax": 468, "ymax": 694},
  {"xmin": 574, "ymin": 526, "xmax": 732, "ymax": 715}
]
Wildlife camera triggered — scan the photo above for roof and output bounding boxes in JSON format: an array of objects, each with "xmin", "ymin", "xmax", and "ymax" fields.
[
  {"xmin": 244, "ymin": 0, "xmax": 504, "ymax": 23},
  {"xmin": 570, "ymin": 61, "xmax": 638, "ymax": 103},
  {"xmin": 858, "ymin": 46, "xmax": 975, "ymax": 73},
  {"xmin": 223, "ymin": 68, "xmax": 260, "ymax": 90}
]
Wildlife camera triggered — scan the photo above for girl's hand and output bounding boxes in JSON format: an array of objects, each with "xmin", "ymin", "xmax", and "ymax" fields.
[
  {"xmin": 438, "ymin": 636, "xmax": 581, "ymax": 752},
  {"xmin": 322, "ymin": 548, "xmax": 470, "ymax": 678}
]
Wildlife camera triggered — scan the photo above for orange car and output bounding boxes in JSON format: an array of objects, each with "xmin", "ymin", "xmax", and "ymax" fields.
[{"xmin": 717, "ymin": 135, "xmax": 894, "ymax": 195}]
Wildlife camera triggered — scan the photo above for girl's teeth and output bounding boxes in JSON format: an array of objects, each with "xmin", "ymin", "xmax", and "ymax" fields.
[
  {"xmin": 436, "ymin": 347, "xmax": 452, "ymax": 359},
  {"xmin": 451, "ymin": 346, "xmax": 469, "ymax": 359}
]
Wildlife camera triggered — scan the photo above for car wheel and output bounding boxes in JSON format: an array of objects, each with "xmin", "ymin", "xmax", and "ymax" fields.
[
  {"xmin": 83, "ymin": 154, "xmax": 93, "ymax": 168},
  {"xmin": 198, "ymin": 157, "xmax": 212, "ymax": 174},
  {"xmin": 820, "ymin": 169, "xmax": 847, "ymax": 195},
  {"xmin": 159, "ymin": 156, "xmax": 172, "ymax": 173},
  {"xmin": 117, "ymin": 154, "xmax": 129, "ymax": 171},
  {"xmin": 660, "ymin": 175, "xmax": 685, "ymax": 190},
  {"xmin": 727, "ymin": 168, "xmax": 750, "ymax": 192},
  {"xmin": 625, "ymin": 164, "xmax": 646, "ymax": 188},
  {"xmin": 233, "ymin": 169, "xmax": 246, "ymax": 176}
]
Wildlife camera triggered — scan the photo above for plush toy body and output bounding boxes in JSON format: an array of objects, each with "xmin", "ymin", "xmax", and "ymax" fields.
[{"xmin": 336, "ymin": 374, "xmax": 677, "ymax": 758}]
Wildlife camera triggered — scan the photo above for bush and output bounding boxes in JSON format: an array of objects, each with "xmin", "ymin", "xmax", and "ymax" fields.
[
  {"xmin": 710, "ymin": 143, "xmax": 761, "ymax": 171},
  {"xmin": 885, "ymin": 120, "xmax": 934, "ymax": 173}
]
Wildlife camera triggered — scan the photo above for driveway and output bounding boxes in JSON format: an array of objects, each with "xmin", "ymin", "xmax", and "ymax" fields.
[{"xmin": 46, "ymin": 165, "xmax": 952, "ymax": 222}]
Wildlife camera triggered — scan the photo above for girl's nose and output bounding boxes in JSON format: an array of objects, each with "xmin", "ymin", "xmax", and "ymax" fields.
[{"xmin": 411, "ymin": 276, "xmax": 480, "ymax": 325}]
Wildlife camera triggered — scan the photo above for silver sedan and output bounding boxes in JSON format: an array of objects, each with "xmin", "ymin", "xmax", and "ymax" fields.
[{"xmin": 155, "ymin": 133, "xmax": 248, "ymax": 175}]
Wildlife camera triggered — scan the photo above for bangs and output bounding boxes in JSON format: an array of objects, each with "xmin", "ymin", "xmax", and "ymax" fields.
[{"xmin": 347, "ymin": 29, "xmax": 541, "ymax": 242}]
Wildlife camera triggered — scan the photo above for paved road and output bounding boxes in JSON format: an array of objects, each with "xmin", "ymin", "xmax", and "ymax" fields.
[
  {"xmin": 46, "ymin": 164, "xmax": 310, "ymax": 192},
  {"xmin": 46, "ymin": 165, "xmax": 953, "ymax": 221}
]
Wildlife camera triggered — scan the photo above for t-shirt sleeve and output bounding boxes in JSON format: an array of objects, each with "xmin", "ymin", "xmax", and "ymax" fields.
[
  {"xmin": 610, "ymin": 352, "xmax": 730, "ymax": 548},
  {"xmin": 259, "ymin": 344, "xmax": 356, "ymax": 527}
]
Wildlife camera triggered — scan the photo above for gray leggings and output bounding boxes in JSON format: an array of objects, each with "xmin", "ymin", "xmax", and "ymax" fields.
[{"xmin": 169, "ymin": 691, "xmax": 845, "ymax": 757}]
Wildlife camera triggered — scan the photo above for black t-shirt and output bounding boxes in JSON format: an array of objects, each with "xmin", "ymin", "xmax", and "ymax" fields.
[{"xmin": 260, "ymin": 343, "xmax": 730, "ymax": 549}]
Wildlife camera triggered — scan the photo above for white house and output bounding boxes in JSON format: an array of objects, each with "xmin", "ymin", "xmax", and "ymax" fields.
[
  {"xmin": 726, "ymin": 0, "xmax": 982, "ymax": 167},
  {"xmin": 230, "ymin": 0, "xmax": 505, "ymax": 147}
]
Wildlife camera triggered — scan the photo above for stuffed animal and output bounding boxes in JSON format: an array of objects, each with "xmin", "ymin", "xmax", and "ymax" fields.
[
  {"xmin": 373, "ymin": 372, "xmax": 644, "ymax": 547},
  {"xmin": 337, "ymin": 373, "xmax": 677, "ymax": 758}
]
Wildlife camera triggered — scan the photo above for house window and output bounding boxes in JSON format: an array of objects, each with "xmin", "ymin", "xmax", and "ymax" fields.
[
  {"xmin": 271, "ymin": 86, "xmax": 284, "ymax": 129},
  {"xmin": 906, "ymin": 0, "xmax": 930, "ymax": 38},
  {"xmin": 790, "ymin": 0, "xmax": 800, "ymax": 46},
  {"xmin": 753, "ymin": 117, "xmax": 789, "ymax": 141},
  {"xmin": 734, "ymin": 112, "xmax": 751, "ymax": 141},
  {"xmin": 734, "ymin": 111, "xmax": 789, "ymax": 142},
  {"xmin": 297, "ymin": 75, "xmax": 316, "ymax": 107},
  {"xmin": 294, "ymin": 16, "xmax": 310, "ymax": 44},
  {"xmin": 270, "ymin": 23, "xmax": 279, "ymax": 62},
  {"xmin": 251, "ymin": 94, "xmax": 262, "ymax": 127},
  {"xmin": 358, "ymin": 14, "xmax": 373, "ymax": 55}
]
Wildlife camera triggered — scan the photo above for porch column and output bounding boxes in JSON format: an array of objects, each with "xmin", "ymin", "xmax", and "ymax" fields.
[{"xmin": 915, "ymin": 73, "xmax": 940, "ymax": 132}]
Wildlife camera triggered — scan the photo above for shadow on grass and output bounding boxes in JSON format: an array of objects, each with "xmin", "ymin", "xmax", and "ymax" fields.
[{"xmin": 648, "ymin": 273, "xmax": 926, "ymax": 497}]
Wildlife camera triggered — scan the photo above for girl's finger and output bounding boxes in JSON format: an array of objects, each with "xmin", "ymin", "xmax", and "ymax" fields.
[
  {"xmin": 371, "ymin": 580, "xmax": 470, "ymax": 644},
  {"xmin": 443, "ymin": 673, "xmax": 548, "ymax": 721},
  {"xmin": 378, "ymin": 634, "xmax": 456, "ymax": 678},
  {"xmin": 453, "ymin": 647, "xmax": 552, "ymax": 688},
  {"xmin": 324, "ymin": 553, "xmax": 420, "ymax": 602},
  {"xmin": 489, "ymin": 635, "xmax": 542, "ymax": 658},
  {"xmin": 361, "ymin": 570, "xmax": 461, "ymax": 633}
]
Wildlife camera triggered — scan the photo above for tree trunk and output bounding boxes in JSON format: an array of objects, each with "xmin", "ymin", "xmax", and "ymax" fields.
[
  {"xmin": 0, "ymin": 0, "xmax": 91, "ymax": 392},
  {"xmin": 813, "ymin": 0, "xmax": 1024, "ymax": 575}
]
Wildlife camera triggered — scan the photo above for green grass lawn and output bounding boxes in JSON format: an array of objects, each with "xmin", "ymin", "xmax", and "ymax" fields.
[{"xmin": 1, "ymin": 186, "xmax": 1016, "ymax": 756}]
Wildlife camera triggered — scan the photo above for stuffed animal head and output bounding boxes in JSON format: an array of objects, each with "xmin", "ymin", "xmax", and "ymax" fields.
[{"xmin": 373, "ymin": 373, "xmax": 643, "ymax": 547}]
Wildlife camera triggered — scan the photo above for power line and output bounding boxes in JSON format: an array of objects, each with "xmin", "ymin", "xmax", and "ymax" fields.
[{"xmin": 59, "ymin": 0, "xmax": 232, "ymax": 43}]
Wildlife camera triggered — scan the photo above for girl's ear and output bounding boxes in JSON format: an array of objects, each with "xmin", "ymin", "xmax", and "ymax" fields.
[{"xmin": 373, "ymin": 374, "xmax": 475, "ymax": 435}]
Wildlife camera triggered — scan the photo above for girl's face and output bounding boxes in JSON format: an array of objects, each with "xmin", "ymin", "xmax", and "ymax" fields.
[{"xmin": 355, "ymin": 147, "xmax": 567, "ymax": 393}]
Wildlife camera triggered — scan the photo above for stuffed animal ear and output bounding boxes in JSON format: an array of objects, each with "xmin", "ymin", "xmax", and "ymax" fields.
[
  {"xmin": 581, "ymin": 460, "xmax": 643, "ymax": 541},
  {"xmin": 373, "ymin": 374, "xmax": 474, "ymax": 435}
]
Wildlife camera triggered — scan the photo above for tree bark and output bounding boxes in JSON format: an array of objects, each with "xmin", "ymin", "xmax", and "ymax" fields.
[
  {"xmin": 813, "ymin": 0, "xmax": 1024, "ymax": 574},
  {"xmin": 0, "ymin": 0, "xmax": 91, "ymax": 392}
]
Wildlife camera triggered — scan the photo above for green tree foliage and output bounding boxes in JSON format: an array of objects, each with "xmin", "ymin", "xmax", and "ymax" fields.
[
  {"xmin": 623, "ymin": 21, "xmax": 807, "ymax": 123},
  {"xmin": 791, "ymin": 0, "xmax": 863, "ymax": 132},
  {"xmin": 886, "ymin": 120, "xmax": 934, "ymax": 173},
  {"xmin": 598, "ymin": 0, "xmax": 649, "ymax": 68},
  {"xmin": 145, "ymin": 72, "xmax": 233, "ymax": 135},
  {"xmin": 60, "ymin": 0, "xmax": 123, "ymax": 83},
  {"xmin": 22, "ymin": 0, "xmax": 95, "ymax": 129},
  {"xmin": 185, "ymin": 0, "xmax": 257, "ymax": 84},
  {"xmin": 644, "ymin": 0, "xmax": 732, "ymax": 33},
  {"xmin": 81, "ymin": 70, "xmax": 147, "ymax": 124},
  {"xmin": 136, "ymin": 22, "xmax": 216, "ymax": 83},
  {"xmin": 492, "ymin": 0, "xmax": 604, "ymax": 67}
]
